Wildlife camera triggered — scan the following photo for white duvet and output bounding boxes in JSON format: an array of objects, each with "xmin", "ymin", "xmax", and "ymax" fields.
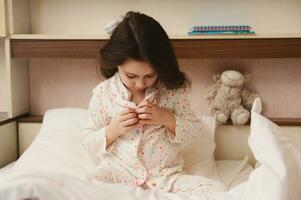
[{"xmin": 0, "ymin": 98, "xmax": 301, "ymax": 200}]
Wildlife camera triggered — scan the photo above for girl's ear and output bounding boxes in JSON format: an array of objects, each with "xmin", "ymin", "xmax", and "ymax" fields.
[
  {"xmin": 213, "ymin": 74, "xmax": 221, "ymax": 83},
  {"xmin": 244, "ymin": 73, "xmax": 252, "ymax": 82}
]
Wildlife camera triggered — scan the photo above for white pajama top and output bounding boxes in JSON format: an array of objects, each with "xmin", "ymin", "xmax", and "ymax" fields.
[{"xmin": 83, "ymin": 72, "xmax": 209, "ymax": 192}]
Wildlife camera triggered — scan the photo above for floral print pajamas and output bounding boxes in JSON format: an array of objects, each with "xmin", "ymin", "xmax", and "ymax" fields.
[{"xmin": 83, "ymin": 72, "xmax": 225, "ymax": 195}]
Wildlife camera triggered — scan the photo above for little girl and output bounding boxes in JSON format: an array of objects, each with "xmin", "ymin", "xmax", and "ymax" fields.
[{"xmin": 83, "ymin": 11, "xmax": 225, "ymax": 195}]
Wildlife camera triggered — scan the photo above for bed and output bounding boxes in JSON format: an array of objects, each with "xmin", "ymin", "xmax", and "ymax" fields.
[{"xmin": 0, "ymin": 98, "xmax": 300, "ymax": 200}]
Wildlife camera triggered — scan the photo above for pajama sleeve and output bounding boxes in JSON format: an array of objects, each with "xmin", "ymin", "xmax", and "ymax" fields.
[
  {"xmin": 168, "ymin": 88, "xmax": 204, "ymax": 145},
  {"xmin": 82, "ymin": 88, "xmax": 114, "ymax": 164}
]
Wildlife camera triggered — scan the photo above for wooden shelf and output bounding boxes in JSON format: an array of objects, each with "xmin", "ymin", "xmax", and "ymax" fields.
[
  {"xmin": 11, "ymin": 39, "xmax": 106, "ymax": 59},
  {"xmin": 17, "ymin": 115, "xmax": 44, "ymax": 123},
  {"xmin": 172, "ymin": 38, "xmax": 301, "ymax": 58},
  {"xmin": 9, "ymin": 33, "xmax": 301, "ymax": 40},
  {"xmin": 17, "ymin": 115, "xmax": 301, "ymax": 126},
  {"xmin": 0, "ymin": 113, "xmax": 28, "ymax": 126},
  {"xmin": 268, "ymin": 118, "xmax": 301, "ymax": 126},
  {"xmin": 10, "ymin": 34, "xmax": 109, "ymax": 40},
  {"xmin": 10, "ymin": 37, "xmax": 301, "ymax": 59}
]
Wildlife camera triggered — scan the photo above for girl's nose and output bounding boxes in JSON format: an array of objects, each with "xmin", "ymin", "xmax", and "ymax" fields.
[{"xmin": 136, "ymin": 79, "xmax": 145, "ymax": 88}]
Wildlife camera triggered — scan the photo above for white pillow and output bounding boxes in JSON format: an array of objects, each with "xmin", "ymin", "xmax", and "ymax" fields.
[
  {"xmin": 180, "ymin": 115, "xmax": 219, "ymax": 181},
  {"xmin": 241, "ymin": 98, "xmax": 301, "ymax": 200},
  {"xmin": 12, "ymin": 108, "xmax": 95, "ymax": 179}
]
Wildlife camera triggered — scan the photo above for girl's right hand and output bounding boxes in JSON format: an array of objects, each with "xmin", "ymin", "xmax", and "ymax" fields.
[{"xmin": 106, "ymin": 108, "xmax": 139, "ymax": 141}]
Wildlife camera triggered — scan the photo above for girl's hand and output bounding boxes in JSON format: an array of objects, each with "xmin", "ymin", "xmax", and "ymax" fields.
[
  {"xmin": 106, "ymin": 108, "xmax": 139, "ymax": 140},
  {"xmin": 136, "ymin": 100, "xmax": 176, "ymax": 133}
]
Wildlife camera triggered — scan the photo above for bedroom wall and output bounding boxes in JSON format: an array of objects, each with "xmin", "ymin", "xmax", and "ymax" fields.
[
  {"xmin": 29, "ymin": 0, "xmax": 301, "ymax": 36},
  {"xmin": 29, "ymin": 58, "xmax": 301, "ymax": 118}
]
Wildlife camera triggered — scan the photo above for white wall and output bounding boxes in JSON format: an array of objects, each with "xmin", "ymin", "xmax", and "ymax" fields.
[
  {"xmin": 0, "ymin": 38, "xmax": 7, "ymax": 113},
  {"xmin": 27, "ymin": 0, "xmax": 301, "ymax": 36}
]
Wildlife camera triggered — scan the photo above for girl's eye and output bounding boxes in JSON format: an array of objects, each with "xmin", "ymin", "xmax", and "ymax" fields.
[
  {"xmin": 126, "ymin": 75, "xmax": 136, "ymax": 78},
  {"xmin": 146, "ymin": 75, "xmax": 155, "ymax": 78}
]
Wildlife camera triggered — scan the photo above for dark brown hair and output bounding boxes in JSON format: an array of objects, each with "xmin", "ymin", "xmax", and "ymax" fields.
[{"xmin": 100, "ymin": 11, "xmax": 189, "ymax": 89}]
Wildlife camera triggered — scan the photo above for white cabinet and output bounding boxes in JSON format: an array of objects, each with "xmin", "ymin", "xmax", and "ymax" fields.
[
  {"xmin": 0, "ymin": 0, "xmax": 29, "ymax": 121},
  {"xmin": 0, "ymin": 121, "xmax": 41, "ymax": 167},
  {"xmin": 0, "ymin": 39, "xmax": 29, "ymax": 120},
  {"xmin": 0, "ymin": 0, "xmax": 5, "ymax": 37},
  {"xmin": 18, "ymin": 122, "xmax": 41, "ymax": 155},
  {"xmin": 0, "ymin": 38, "xmax": 9, "ymax": 121},
  {"xmin": 0, "ymin": 121, "xmax": 17, "ymax": 168}
]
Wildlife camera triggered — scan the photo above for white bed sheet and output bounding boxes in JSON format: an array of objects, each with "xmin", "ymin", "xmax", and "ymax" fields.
[
  {"xmin": 0, "ymin": 159, "xmax": 252, "ymax": 191},
  {"xmin": 0, "ymin": 98, "xmax": 300, "ymax": 200},
  {"xmin": 0, "ymin": 161, "xmax": 16, "ymax": 175}
]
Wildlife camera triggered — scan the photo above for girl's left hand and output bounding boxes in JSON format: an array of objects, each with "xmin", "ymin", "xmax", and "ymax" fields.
[{"xmin": 136, "ymin": 100, "xmax": 176, "ymax": 133}]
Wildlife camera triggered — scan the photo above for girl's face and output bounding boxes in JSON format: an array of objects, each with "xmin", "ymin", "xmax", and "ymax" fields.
[{"xmin": 118, "ymin": 58, "xmax": 158, "ymax": 94}]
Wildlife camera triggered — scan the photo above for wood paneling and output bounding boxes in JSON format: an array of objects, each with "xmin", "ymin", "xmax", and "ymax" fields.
[
  {"xmin": 11, "ymin": 39, "xmax": 106, "ymax": 58},
  {"xmin": 173, "ymin": 38, "xmax": 301, "ymax": 58},
  {"xmin": 11, "ymin": 38, "xmax": 301, "ymax": 59},
  {"xmin": 27, "ymin": 58, "xmax": 301, "ymax": 119}
]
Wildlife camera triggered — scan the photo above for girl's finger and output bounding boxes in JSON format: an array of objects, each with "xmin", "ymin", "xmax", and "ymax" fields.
[
  {"xmin": 137, "ymin": 100, "xmax": 152, "ymax": 108},
  {"xmin": 136, "ymin": 106, "xmax": 152, "ymax": 114},
  {"xmin": 139, "ymin": 119, "xmax": 154, "ymax": 125},
  {"xmin": 120, "ymin": 108, "xmax": 136, "ymax": 116},
  {"xmin": 120, "ymin": 112, "xmax": 137, "ymax": 122},
  {"xmin": 138, "ymin": 113, "xmax": 152, "ymax": 120},
  {"xmin": 122, "ymin": 117, "xmax": 139, "ymax": 127},
  {"xmin": 124, "ymin": 124, "xmax": 138, "ymax": 132}
]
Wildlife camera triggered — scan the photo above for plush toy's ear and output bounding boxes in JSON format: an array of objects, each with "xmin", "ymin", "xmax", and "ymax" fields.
[
  {"xmin": 244, "ymin": 73, "xmax": 252, "ymax": 82},
  {"xmin": 213, "ymin": 74, "xmax": 221, "ymax": 83}
]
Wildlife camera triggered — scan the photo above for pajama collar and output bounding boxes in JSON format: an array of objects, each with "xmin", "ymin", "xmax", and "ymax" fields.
[{"xmin": 112, "ymin": 72, "xmax": 161, "ymax": 108}]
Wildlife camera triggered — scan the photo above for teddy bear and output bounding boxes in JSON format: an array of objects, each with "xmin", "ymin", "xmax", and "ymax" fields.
[{"xmin": 205, "ymin": 70, "xmax": 259, "ymax": 125}]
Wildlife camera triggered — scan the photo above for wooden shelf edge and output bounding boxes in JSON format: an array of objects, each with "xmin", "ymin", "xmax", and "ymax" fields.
[
  {"xmin": 268, "ymin": 118, "xmax": 301, "ymax": 126},
  {"xmin": 16, "ymin": 115, "xmax": 301, "ymax": 126},
  {"xmin": 11, "ymin": 38, "xmax": 301, "ymax": 59},
  {"xmin": 9, "ymin": 33, "xmax": 301, "ymax": 40},
  {"xmin": 0, "ymin": 113, "xmax": 29, "ymax": 126},
  {"xmin": 17, "ymin": 115, "xmax": 44, "ymax": 123},
  {"xmin": 10, "ymin": 34, "xmax": 110, "ymax": 40}
]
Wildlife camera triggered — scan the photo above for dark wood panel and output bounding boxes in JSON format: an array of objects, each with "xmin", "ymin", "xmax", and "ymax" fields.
[
  {"xmin": 268, "ymin": 118, "xmax": 301, "ymax": 126},
  {"xmin": 17, "ymin": 115, "xmax": 44, "ymax": 123},
  {"xmin": 11, "ymin": 38, "xmax": 301, "ymax": 59},
  {"xmin": 16, "ymin": 115, "xmax": 301, "ymax": 126},
  {"xmin": 0, "ymin": 113, "xmax": 29, "ymax": 126},
  {"xmin": 11, "ymin": 39, "xmax": 106, "ymax": 58},
  {"xmin": 172, "ymin": 38, "xmax": 301, "ymax": 58}
]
